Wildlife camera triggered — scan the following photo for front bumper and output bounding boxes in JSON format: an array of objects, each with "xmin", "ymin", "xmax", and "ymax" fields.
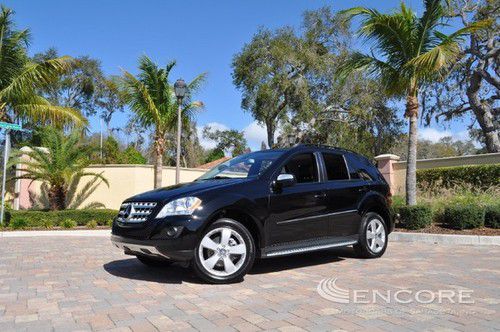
[{"xmin": 111, "ymin": 235, "xmax": 194, "ymax": 261}]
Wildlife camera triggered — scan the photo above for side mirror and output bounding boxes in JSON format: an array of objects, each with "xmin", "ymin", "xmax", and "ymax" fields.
[{"xmin": 275, "ymin": 173, "xmax": 296, "ymax": 189}]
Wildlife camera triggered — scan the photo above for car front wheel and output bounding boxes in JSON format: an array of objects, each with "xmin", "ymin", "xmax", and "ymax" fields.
[
  {"xmin": 354, "ymin": 212, "xmax": 388, "ymax": 258},
  {"xmin": 192, "ymin": 218, "xmax": 255, "ymax": 284}
]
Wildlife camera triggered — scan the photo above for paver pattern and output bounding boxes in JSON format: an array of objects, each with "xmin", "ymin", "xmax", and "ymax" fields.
[{"xmin": 0, "ymin": 237, "xmax": 498, "ymax": 331}]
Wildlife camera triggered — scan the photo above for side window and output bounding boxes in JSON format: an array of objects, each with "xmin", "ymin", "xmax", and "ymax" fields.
[
  {"xmin": 282, "ymin": 153, "xmax": 319, "ymax": 183},
  {"xmin": 358, "ymin": 169, "xmax": 374, "ymax": 181},
  {"xmin": 322, "ymin": 153, "xmax": 349, "ymax": 181}
]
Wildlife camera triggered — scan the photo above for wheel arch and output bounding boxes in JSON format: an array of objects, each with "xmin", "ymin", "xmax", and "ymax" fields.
[{"xmin": 358, "ymin": 192, "xmax": 393, "ymax": 233}]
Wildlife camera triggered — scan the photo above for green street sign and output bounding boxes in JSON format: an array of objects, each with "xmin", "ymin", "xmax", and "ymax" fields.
[{"xmin": 0, "ymin": 122, "xmax": 22, "ymax": 131}]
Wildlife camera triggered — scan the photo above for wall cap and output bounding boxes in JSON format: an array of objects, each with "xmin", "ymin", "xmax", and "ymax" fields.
[{"xmin": 374, "ymin": 154, "xmax": 400, "ymax": 161}]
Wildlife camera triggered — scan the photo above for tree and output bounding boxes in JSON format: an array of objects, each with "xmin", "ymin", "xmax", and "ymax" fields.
[
  {"xmin": 339, "ymin": 0, "xmax": 487, "ymax": 205},
  {"xmin": 119, "ymin": 55, "xmax": 206, "ymax": 188},
  {"xmin": 13, "ymin": 128, "xmax": 108, "ymax": 210},
  {"xmin": 33, "ymin": 48, "xmax": 124, "ymax": 128},
  {"xmin": 121, "ymin": 146, "xmax": 147, "ymax": 165},
  {"xmin": 0, "ymin": 6, "xmax": 86, "ymax": 127},
  {"xmin": 232, "ymin": 27, "xmax": 322, "ymax": 147},
  {"xmin": 202, "ymin": 126, "xmax": 248, "ymax": 157},
  {"xmin": 422, "ymin": 0, "xmax": 499, "ymax": 152},
  {"xmin": 204, "ymin": 148, "xmax": 225, "ymax": 164},
  {"xmin": 391, "ymin": 136, "xmax": 478, "ymax": 159}
]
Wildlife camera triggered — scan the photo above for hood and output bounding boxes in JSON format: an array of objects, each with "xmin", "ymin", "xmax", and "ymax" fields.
[{"xmin": 125, "ymin": 178, "xmax": 247, "ymax": 203}]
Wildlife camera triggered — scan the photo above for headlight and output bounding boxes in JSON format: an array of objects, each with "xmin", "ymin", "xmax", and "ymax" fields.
[{"xmin": 155, "ymin": 197, "xmax": 202, "ymax": 218}]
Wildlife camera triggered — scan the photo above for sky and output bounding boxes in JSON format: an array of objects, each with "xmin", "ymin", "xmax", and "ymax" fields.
[{"xmin": 4, "ymin": 0, "xmax": 473, "ymax": 151}]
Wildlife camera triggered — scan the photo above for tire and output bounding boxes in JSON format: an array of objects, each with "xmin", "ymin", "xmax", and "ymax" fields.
[
  {"xmin": 136, "ymin": 255, "xmax": 173, "ymax": 267},
  {"xmin": 354, "ymin": 212, "xmax": 388, "ymax": 258},
  {"xmin": 192, "ymin": 218, "xmax": 255, "ymax": 284}
]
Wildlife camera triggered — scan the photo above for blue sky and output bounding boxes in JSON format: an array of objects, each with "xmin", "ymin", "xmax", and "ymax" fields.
[{"xmin": 4, "ymin": 0, "xmax": 471, "ymax": 150}]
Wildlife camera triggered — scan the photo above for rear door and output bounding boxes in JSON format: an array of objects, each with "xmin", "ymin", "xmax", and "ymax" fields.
[
  {"xmin": 267, "ymin": 152, "xmax": 330, "ymax": 245},
  {"xmin": 321, "ymin": 152, "xmax": 363, "ymax": 236}
]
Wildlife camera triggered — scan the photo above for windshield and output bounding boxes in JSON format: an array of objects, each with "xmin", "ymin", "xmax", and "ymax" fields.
[{"xmin": 198, "ymin": 151, "xmax": 284, "ymax": 180}]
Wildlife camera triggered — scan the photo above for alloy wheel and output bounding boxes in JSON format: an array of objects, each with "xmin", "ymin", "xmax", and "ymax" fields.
[
  {"xmin": 366, "ymin": 218, "xmax": 385, "ymax": 253},
  {"xmin": 198, "ymin": 227, "xmax": 247, "ymax": 277}
]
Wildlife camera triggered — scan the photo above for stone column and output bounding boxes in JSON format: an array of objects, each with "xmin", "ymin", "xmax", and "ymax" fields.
[{"xmin": 374, "ymin": 154, "xmax": 400, "ymax": 194}]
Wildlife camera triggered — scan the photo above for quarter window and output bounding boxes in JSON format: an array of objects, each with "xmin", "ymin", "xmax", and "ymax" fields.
[
  {"xmin": 322, "ymin": 153, "xmax": 349, "ymax": 181},
  {"xmin": 282, "ymin": 153, "xmax": 319, "ymax": 183}
]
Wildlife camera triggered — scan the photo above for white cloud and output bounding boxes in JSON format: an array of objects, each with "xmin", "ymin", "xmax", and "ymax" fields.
[
  {"xmin": 419, "ymin": 127, "xmax": 453, "ymax": 143},
  {"xmin": 243, "ymin": 121, "xmax": 268, "ymax": 150},
  {"xmin": 196, "ymin": 122, "xmax": 229, "ymax": 150}
]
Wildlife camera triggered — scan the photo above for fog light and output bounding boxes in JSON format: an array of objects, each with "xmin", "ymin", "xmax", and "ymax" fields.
[{"xmin": 166, "ymin": 226, "xmax": 183, "ymax": 237}]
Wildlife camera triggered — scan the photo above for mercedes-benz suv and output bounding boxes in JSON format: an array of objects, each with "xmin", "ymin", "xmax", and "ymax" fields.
[{"xmin": 111, "ymin": 144, "xmax": 393, "ymax": 283}]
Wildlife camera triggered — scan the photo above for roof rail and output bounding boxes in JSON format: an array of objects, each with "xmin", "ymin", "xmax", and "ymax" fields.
[{"xmin": 294, "ymin": 143, "xmax": 356, "ymax": 153}]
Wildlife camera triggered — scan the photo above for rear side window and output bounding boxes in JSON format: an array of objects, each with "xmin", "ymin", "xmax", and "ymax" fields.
[
  {"xmin": 322, "ymin": 153, "xmax": 349, "ymax": 181},
  {"xmin": 282, "ymin": 153, "xmax": 319, "ymax": 183}
]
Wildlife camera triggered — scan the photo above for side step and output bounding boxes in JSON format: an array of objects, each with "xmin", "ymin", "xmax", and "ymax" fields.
[{"xmin": 261, "ymin": 235, "xmax": 358, "ymax": 258}]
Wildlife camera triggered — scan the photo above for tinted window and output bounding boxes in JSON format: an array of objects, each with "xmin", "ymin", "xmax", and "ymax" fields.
[
  {"xmin": 358, "ymin": 170, "xmax": 373, "ymax": 181},
  {"xmin": 322, "ymin": 153, "xmax": 349, "ymax": 180},
  {"xmin": 282, "ymin": 153, "xmax": 319, "ymax": 183}
]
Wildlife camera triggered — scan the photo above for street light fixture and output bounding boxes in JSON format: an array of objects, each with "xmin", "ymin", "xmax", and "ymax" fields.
[{"xmin": 174, "ymin": 78, "xmax": 187, "ymax": 185}]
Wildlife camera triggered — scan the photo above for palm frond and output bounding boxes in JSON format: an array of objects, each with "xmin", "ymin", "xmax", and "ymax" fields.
[{"xmin": 0, "ymin": 56, "xmax": 73, "ymax": 100}]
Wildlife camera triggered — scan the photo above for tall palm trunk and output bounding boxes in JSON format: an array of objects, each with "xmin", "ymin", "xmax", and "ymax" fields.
[
  {"xmin": 48, "ymin": 185, "xmax": 67, "ymax": 211},
  {"xmin": 405, "ymin": 94, "xmax": 419, "ymax": 205},
  {"xmin": 153, "ymin": 134, "xmax": 165, "ymax": 189}
]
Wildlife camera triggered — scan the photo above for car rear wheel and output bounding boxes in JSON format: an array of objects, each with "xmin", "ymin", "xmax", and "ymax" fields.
[
  {"xmin": 136, "ymin": 255, "xmax": 173, "ymax": 267},
  {"xmin": 192, "ymin": 218, "xmax": 255, "ymax": 284},
  {"xmin": 354, "ymin": 212, "xmax": 388, "ymax": 258}
]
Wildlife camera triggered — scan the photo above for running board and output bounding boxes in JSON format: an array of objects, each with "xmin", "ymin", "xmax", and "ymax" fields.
[{"xmin": 261, "ymin": 236, "xmax": 358, "ymax": 258}]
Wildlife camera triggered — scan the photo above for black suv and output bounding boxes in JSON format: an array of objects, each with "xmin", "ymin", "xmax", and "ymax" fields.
[{"xmin": 111, "ymin": 145, "xmax": 393, "ymax": 283}]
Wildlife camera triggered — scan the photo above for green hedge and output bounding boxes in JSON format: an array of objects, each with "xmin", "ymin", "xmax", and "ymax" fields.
[
  {"xmin": 485, "ymin": 205, "xmax": 500, "ymax": 229},
  {"xmin": 6, "ymin": 209, "xmax": 118, "ymax": 228},
  {"xmin": 398, "ymin": 205, "xmax": 433, "ymax": 230},
  {"xmin": 417, "ymin": 164, "xmax": 500, "ymax": 189},
  {"xmin": 444, "ymin": 204, "xmax": 485, "ymax": 230}
]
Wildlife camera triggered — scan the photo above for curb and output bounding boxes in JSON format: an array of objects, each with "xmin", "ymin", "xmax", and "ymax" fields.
[
  {"xmin": 389, "ymin": 232, "xmax": 500, "ymax": 246},
  {"xmin": 1, "ymin": 230, "xmax": 499, "ymax": 246},
  {"xmin": 0, "ymin": 229, "xmax": 111, "ymax": 237}
]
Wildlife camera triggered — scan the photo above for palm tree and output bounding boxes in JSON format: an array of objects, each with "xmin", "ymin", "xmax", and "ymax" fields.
[
  {"xmin": 339, "ymin": 0, "xmax": 487, "ymax": 205},
  {"xmin": 0, "ymin": 6, "xmax": 86, "ymax": 127},
  {"xmin": 120, "ymin": 55, "xmax": 206, "ymax": 188},
  {"xmin": 13, "ymin": 128, "xmax": 108, "ymax": 210}
]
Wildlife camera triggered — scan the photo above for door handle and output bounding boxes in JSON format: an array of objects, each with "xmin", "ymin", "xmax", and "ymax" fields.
[{"xmin": 314, "ymin": 193, "xmax": 327, "ymax": 199}]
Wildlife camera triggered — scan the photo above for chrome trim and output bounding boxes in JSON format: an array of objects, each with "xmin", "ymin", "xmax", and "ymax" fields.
[
  {"xmin": 117, "ymin": 201, "xmax": 157, "ymax": 223},
  {"xmin": 112, "ymin": 239, "xmax": 166, "ymax": 258},
  {"xmin": 264, "ymin": 240, "xmax": 358, "ymax": 257},
  {"xmin": 277, "ymin": 209, "xmax": 358, "ymax": 225}
]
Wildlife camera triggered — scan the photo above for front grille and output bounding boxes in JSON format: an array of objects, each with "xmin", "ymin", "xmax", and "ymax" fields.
[{"xmin": 117, "ymin": 202, "xmax": 157, "ymax": 223}]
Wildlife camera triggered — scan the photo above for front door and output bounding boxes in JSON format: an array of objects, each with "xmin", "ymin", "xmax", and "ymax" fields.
[{"xmin": 267, "ymin": 153, "xmax": 329, "ymax": 245}]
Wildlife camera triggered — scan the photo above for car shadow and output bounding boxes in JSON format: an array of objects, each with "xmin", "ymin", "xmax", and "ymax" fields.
[
  {"xmin": 103, "ymin": 258, "xmax": 201, "ymax": 284},
  {"xmin": 249, "ymin": 246, "xmax": 353, "ymax": 274},
  {"xmin": 104, "ymin": 247, "xmax": 355, "ymax": 284}
]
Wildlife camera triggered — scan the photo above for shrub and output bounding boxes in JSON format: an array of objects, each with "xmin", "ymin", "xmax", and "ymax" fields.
[
  {"xmin": 8, "ymin": 209, "xmax": 118, "ymax": 228},
  {"xmin": 10, "ymin": 218, "xmax": 28, "ymax": 230},
  {"xmin": 398, "ymin": 205, "xmax": 433, "ymax": 230},
  {"xmin": 61, "ymin": 219, "xmax": 77, "ymax": 229},
  {"xmin": 41, "ymin": 219, "xmax": 53, "ymax": 229},
  {"xmin": 444, "ymin": 204, "xmax": 485, "ymax": 230},
  {"xmin": 485, "ymin": 205, "xmax": 500, "ymax": 229},
  {"xmin": 417, "ymin": 164, "xmax": 500, "ymax": 190},
  {"xmin": 86, "ymin": 220, "xmax": 98, "ymax": 229}
]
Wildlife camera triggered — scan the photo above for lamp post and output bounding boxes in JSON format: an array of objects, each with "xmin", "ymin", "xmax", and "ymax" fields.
[{"xmin": 174, "ymin": 78, "xmax": 187, "ymax": 184}]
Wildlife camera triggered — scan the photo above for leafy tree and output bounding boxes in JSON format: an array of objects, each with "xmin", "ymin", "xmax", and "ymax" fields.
[
  {"xmin": 422, "ymin": 0, "xmax": 499, "ymax": 152},
  {"xmin": 13, "ymin": 128, "xmax": 108, "ymax": 210},
  {"xmin": 204, "ymin": 148, "xmax": 225, "ymax": 164},
  {"xmin": 338, "ymin": 0, "xmax": 487, "ymax": 205},
  {"xmin": 203, "ymin": 126, "xmax": 248, "ymax": 157},
  {"xmin": 32, "ymin": 48, "xmax": 124, "ymax": 127},
  {"xmin": 119, "ymin": 55, "xmax": 206, "ymax": 188},
  {"xmin": 0, "ymin": 6, "xmax": 86, "ymax": 127},
  {"xmin": 391, "ymin": 136, "xmax": 478, "ymax": 159},
  {"xmin": 232, "ymin": 27, "xmax": 323, "ymax": 147},
  {"xmin": 121, "ymin": 146, "xmax": 147, "ymax": 164}
]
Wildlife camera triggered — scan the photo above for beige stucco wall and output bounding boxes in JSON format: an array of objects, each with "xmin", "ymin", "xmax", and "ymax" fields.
[
  {"xmin": 18, "ymin": 165, "xmax": 207, "ymax": 210},
  {"xmin": 391, "ymin": 153, "xmax": 500, "ymax": 195}
]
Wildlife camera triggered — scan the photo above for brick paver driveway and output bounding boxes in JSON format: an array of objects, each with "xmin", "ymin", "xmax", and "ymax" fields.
[{"xmin": 0, "ymin": 236, "xmax": 498, "ymax": 332}]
